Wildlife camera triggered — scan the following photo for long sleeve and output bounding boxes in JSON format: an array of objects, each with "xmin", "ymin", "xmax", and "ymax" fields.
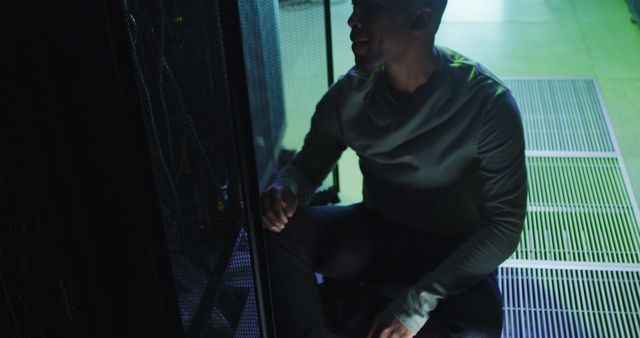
[
  {"xmin": 274, "ymin": 88, "xmax": 348, "ymax": 205},
  {"xmin": 387, "ymin": 91, "xmax": 528, "ymax": 334}
]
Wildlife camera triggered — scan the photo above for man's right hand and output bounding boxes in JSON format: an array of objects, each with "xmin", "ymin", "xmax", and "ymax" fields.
[{"xmin": 260, "ymin": 183, "xmax": 299, "ymax": 233}]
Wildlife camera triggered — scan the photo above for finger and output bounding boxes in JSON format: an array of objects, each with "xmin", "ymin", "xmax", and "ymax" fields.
[
  {"xmin": 261, "ymin": 216, "xmax": 274, "ymax": 229},
  {"xmin": 392, "ymin": 329, "xmax": 406, "ymax": 338},
  {"xmin": 380, "ymin": 328, "xmax": 392, "ymax": 338},
  {"xmin": 284, "ymin": 199, "xmax": 298, "ymax": 218},
  {"xmin": 366, "ymin": 323, "xmax": 379, "ymax": 338},
  {"xmin": 268, "ymin": 225, "xmax": 283, "ymax": 233},
  {"xmin": 280, "ymin": 202, "xmax": 295, "ymax": 219},
  {"xmin": 262, "ymin": 219, "xmax": 283, "ymax": 233},
  {"xmin": 281, "ymin": 190, "xmax": 298, "ymax": 218},
  {"xmin": 279, "ymin": 200, "xmax": 290, "ymax": 216},
  {"xmin": 263, "ymin": 213, "xmax": 286, "ymax": 232},
  {"xmin": 272, "ymin": 221, "xmax": 285, "ymax": 232},
  {"xmin": 270, "ymin": 190, "xmax": 288, "ymax": 224},
  {"xmin": 260, "ymin": 195, "xmax": 284, "ymax": 230},
  {"xmin": 263, "ymin": 211, "xmax": 284, "ymax": 228},
  {"xmin": 262, "ymin": 190, "xmax": 286, "ymax": 224},
  {"xmin": 261, "ymin": 205, "xmax": 285, "ymax": 227}
]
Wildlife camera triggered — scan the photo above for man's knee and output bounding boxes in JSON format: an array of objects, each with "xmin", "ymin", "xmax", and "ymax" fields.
[{"xmin": 428, "ymin": 277, "xmax": 503, "ymax": 338}]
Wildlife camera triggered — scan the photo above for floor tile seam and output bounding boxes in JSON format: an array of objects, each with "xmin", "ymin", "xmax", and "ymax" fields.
[
  {"xmin": 594, "ymin": 75, "xmax": 640, "ymax": 81},
  {"xmin": 574, "ymin": 16, "xmax": 640, "ymax": 25},
  {"xmin": 566, "ymin": 0, "xmax": 599, "ymax": 77},
  {"xmin": 501, "ymin": 259, "xmax": 640, "ymax": 272},
  {"xmin": 525, "ymin": 152, "xmax": 617, "ymax": 158},
  {"xmin": 441, "ymin": 19, "xmax": 580, "ymax": 25}
]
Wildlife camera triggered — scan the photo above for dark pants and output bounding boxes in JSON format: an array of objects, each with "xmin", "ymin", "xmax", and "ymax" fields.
[{"xmin": 265, "ymin": 203, "xmax": 503, "ymax": 338}]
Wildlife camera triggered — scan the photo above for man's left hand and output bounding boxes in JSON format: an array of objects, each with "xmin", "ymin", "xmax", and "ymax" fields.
[{"xmin": 366, "ymin": 309, "xmax": 414, "ymax": 338}]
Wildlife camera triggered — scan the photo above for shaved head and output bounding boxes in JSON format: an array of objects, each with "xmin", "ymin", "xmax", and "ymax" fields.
[
  {"xmin": 401, "ymin": 0, "xmax": 447, "ymax": 12},
  {"xmin": 426, "ymin": 0, "xmax": 448, "ymax": 30},
  {"xmin": 389, "ymin": 0, "xmax": 448, "ymax": 32}
]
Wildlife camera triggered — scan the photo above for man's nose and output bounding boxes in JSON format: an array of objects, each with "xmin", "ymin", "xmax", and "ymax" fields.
[{"xmin": 348, "ymin": 11, "xmax": 362, "ymax": 29}]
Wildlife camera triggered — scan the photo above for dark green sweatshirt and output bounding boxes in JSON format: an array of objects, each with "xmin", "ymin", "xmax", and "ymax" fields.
[{"xmin": 276, "ymin": 46, "xmax": 528, "ymax": 333}]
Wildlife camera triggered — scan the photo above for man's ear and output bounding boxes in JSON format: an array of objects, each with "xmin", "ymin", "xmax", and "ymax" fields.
[{"xmin": 411, "ymin": 8, "xmax": 434, "ymax": 32}]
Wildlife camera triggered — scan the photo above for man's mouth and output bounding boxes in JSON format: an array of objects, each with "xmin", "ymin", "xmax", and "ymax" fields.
[
  {"xmin": 351, "ymin": 40, "xmax": 371, "ymax": 54},
  {"xmin": 350, "ymin": 31, "xmax": 369, "ymax": 44}
]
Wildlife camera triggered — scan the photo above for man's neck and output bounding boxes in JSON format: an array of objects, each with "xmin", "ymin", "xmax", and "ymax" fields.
[{"xmin": 384, "ymin": 45, "xmax": 438, "ymax": 94}]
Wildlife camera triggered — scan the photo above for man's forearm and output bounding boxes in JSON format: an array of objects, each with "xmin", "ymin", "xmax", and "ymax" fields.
[{"xmin": 387, "ymin": 218, "xmax": 523, "ymax": 333}]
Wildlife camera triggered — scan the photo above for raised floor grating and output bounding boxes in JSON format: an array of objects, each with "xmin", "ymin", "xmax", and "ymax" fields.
[
  {"xmin": 526, "ymin": 157, "xmax": 633, "ymax": 209},
  {"xmin": 505, "ymin": 79, "xmax": 615, "ymax": 153},
  {"xmin": 499, "ymin": 78, "xmax": 640, "ymax": 337},
  {"xmin": 516, "ymin": 209, "xmax": 640, "ymax": 263},
  {"xmin": 499, "ymin": 267, "xmax": 640, "ymax": 338},
  {"xmin": 515, "ymin": 157, "xmax": 640, "ymax": 263}
]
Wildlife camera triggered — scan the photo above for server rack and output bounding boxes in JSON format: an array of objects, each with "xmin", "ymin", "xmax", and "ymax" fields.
[{"xmin": 4, "ymin": 0, "xmax": 291, "ymax": 336}]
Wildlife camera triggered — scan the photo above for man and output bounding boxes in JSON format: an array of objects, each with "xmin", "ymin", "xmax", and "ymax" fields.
[{"xmin": 261, "ymin": 0, "xmax": 527, "ymax": 337}]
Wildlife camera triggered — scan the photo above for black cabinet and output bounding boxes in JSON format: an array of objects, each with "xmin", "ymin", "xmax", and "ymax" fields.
[{"xmin": 6, "ymin": 1, "xmax": 282, "ymax": 337}]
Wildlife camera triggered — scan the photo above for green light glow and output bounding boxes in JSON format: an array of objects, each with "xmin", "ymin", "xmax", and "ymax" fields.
[{"xmin": 512, "ymin": 157, "xmax": 640, "ymax": 263}]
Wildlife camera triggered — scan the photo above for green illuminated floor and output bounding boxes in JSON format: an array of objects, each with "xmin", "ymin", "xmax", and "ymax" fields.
[{"xmin": 519, "ymin": 156, "xmax": 640, "ymax": 263}]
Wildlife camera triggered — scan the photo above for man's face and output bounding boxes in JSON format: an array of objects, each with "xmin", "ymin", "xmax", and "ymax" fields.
[{"xmin": 349, "ymin": 0, "xmax": 413, "ymax": 71}]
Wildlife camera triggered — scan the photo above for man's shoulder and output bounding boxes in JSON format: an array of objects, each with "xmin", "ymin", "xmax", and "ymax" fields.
[
  {"xmin": 436, "ymin": 46, "xmax": 520, "ymax": 127},
  {"xmin": 437, "ymin": 46, "xmax": 509, "ymax": 95}
]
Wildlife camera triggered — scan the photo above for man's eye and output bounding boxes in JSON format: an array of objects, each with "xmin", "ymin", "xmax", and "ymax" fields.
[{"xmin": 353, "ymin": 3, "xmax": 369, "ymax": 11}]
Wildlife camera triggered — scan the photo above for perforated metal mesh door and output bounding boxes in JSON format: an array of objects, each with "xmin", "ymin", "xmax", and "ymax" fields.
[
  {"xmin": 122, "ymin": 0, "xmax": 273, "ymax": 336},
  {"xmin": 277, "ymin": 0, "xmax": 336, "ymax": 190},
  {"xmin": 238, "ymin": 0, "xmax": 286, "ymax": 192}
]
